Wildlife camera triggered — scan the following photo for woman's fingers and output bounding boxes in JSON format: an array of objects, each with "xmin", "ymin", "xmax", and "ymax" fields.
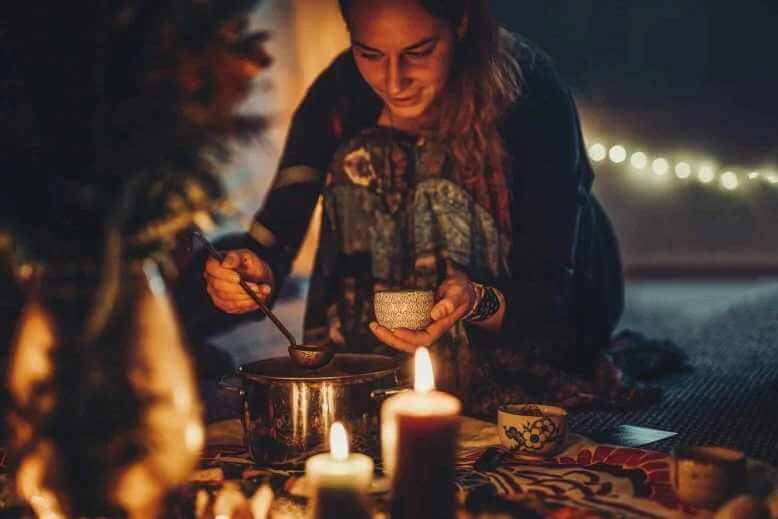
[
  {"xmin": 206, "ymin": 251, "xmax": 272, "ymax": 284},
  {"xmin": 368, "ymin": 299, "xmax": 470, "ymax": 351},
  {"xmin": 368, "ymin": 322, "xmax": 418, "ymax": 353},
  {"xmin": 431, "ymin": 278, "xmax": 474, "ymax": 321},
  {"xmin": 230, "ymin": 249, "xmax": 272, "ymax": 283},
  {"xmin": 206, "ymin": 284, "xmax": 258, "ymax": 314},
  {"xmin": 203, "ymin": 249, "xmax": 275, "ymax": 315},
  {"xmin": 205, "ymin": 256, "xmax": 241, "ymax": 283},
  {"xmin": 430, "ymin": 299, "xmax": 455, "ymax": 320}
]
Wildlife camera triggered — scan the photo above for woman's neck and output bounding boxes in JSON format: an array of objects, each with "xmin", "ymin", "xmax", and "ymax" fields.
[{"xmin": 378, "ymin": 106, "xmax": 435, "ymax": 135}]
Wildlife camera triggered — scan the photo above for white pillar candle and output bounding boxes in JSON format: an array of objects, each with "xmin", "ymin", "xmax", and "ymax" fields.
[{"xmin": 304, "ymin": 422, "xmax": 374, "ymax": 518}]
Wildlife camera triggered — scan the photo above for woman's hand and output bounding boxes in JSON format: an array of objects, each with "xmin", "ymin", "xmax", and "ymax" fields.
[
  {"xmin": 368, "ymin": 277, "xmax": 476, "ymax": 353},
  {"xmin": 203, "ymin": 249, "xmax": 274, "ymax": 314}
]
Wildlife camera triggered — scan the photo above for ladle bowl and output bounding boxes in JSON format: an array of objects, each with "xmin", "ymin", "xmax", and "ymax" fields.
[{"xmin": 287, "ymin": 345, "xmax": 336, "ymax": 370}]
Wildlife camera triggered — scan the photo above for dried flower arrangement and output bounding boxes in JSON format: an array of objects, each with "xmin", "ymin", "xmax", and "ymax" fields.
[{"xmin": 0, "ymin": 1, "xmax": 270, "ymax": 516}]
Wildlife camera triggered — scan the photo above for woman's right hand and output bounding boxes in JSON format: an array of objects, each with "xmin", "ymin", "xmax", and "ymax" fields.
[{"xmin": 203, "ymin": 249, "xmax": 274, "ymax": 314}]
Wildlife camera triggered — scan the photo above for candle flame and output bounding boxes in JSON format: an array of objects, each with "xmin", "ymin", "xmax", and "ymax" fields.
[
  {"xmin": 414, "ymin": 347, "xmax": 435, "ymax": 393},
  {"xmin": 330, "ymin": 422, "xmax": 349, "ymax": 461}
]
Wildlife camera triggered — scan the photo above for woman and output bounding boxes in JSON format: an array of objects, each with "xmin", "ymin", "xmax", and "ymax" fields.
[{"xmin": 204, "ymin": 0, "xmax": 654, "ymax": 417}]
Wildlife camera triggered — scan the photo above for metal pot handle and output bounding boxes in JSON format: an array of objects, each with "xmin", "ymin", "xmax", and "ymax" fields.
[
  {"xmin": 218, "ymin": 374, "xmax": 249, "ymax": 453},
  {"xmin": 370, "ymin": 386, "xmax": 411, "ymax": 401},
  {"xmin": 218, "ymin": 374, "xmax": 245, "ymax": 396}
]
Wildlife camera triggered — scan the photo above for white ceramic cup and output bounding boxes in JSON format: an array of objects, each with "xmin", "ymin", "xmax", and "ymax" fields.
[
  {"xmin": 373, "ymin": 289, "xmax": 434, "ymax": 331},
  {"xmin": 497, "ymin": 404, "xmax": 568, "ymax": 458}
]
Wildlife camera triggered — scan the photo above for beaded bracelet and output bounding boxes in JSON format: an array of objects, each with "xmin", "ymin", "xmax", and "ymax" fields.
[{"xmin": 463, "ymin": 282, "xmax": 501, "ymax": 323}]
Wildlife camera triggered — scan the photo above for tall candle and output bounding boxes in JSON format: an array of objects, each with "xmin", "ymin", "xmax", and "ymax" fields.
[
  {"xmin": 304, "ymin": 422, "xmax": 373, "ymax": 519},
  {"xmin": 381, "ymin": 347, "xmax": 461, "ymax": 519}
]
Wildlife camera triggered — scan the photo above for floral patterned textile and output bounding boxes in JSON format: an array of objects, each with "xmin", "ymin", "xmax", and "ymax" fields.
[{"xmin": 302, "ymin": 127, "xmax": 656, "ymax": 418}]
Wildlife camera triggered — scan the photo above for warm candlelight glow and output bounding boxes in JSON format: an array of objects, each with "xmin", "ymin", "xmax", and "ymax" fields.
[
  {"xmin": 305, "ymin": 420, "xmax": 373, "ymax": 519},
  {"xmin": 414, "ymin": 347, "xmax": 435, "ymax": 393},
  {"xmin": 330, "ymin": 422, "xmax": 349, "ymax": 461}
]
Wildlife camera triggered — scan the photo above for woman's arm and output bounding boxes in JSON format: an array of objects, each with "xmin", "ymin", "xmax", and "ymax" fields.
[
  {"xmin": 495, "ymin": 48, "xmax": 591, "ymax": 345},
  {"xmin": 245, "ymin": 50, "xmax": 382, "ymax": 292}
]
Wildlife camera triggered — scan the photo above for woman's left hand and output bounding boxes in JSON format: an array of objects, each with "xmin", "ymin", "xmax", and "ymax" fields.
[{"xmin": 368, "ymin": 277, "xmax": 476, "ymax": 353}]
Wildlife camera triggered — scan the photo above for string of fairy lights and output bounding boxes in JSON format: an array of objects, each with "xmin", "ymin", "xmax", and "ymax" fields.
[{"xmin": 586, "ymin": 140, "xmax": 778, "ymax": 193}]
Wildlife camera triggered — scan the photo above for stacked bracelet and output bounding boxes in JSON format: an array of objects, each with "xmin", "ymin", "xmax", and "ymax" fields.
[{"xmin": 463, "ymin": 282, "xmax": 501, "ymax": 323}]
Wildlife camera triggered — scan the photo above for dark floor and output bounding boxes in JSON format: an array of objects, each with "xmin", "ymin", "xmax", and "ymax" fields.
[
  {"xmin": 572, "ymin": 279, "xmax": 778, "ymax": 465},
  {"xmin": 206, "ymin": 278, "xmax": 778, "ymax": 464}
]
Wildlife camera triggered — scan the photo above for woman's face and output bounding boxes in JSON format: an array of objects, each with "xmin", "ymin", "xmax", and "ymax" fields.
[{"xmin": 346, "ymin": 0, "xmax": 459, "ymax": 124}]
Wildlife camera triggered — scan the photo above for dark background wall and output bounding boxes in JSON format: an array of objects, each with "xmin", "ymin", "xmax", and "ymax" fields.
[{"xmin": 494, "ymin": 1, "xmax": 778, "ymax": 275}]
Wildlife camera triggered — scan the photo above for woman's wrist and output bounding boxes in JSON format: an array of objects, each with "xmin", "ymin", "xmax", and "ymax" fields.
[{"xmin": 463, "ymin": 282, "xmax": 502, "ymax": 323}]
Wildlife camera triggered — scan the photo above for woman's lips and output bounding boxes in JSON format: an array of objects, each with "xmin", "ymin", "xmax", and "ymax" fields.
[{"xmin": 389, "ymin": 94, "xmax": 419, "ymax": 107}]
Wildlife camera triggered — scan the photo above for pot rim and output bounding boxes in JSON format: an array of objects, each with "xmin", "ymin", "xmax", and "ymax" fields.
[{"xmin": 237, "ymin": 353, "xmax": 399, "ymax": 384}]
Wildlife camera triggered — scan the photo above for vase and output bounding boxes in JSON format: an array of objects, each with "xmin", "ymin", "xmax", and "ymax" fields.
[{"xmin": 6, "ymin": 260, "xmax": 203, "ymax": 518}]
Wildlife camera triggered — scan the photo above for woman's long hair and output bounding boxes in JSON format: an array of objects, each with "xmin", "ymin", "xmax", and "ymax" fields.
[{"xmin": 339, "ymin": 0, "xmax": 521, "ymax": 236}]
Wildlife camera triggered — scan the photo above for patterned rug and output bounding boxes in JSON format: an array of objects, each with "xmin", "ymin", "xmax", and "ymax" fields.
[{"xmin": 195, "ymin": 417, "xmax": 776, "ymax": 518}]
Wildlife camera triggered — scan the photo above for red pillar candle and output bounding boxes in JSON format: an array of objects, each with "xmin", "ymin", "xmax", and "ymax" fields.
[{"xmin": 381, "ymin": 348, "xmax": 461, "ymax": 519}]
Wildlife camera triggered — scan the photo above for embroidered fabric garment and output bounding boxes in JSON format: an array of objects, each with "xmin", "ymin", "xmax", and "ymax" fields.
[
  {"xmin": 304, "ymin": 126, "xmax": 505, "ymax": 396},
  {"xmin": 302, "ymin": 127, "xmax": 652, "ymax": 417}
]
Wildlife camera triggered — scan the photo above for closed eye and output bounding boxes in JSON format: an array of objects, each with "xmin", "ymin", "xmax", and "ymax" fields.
[
  {"xmin": 405, "ymin": 47, "xmax": 434, "ymax": 59},
  {"xmin": 354, "ymin": 48, "xmax": 383, "ymax": 61},
  {"xmin": 405, "ymin": 42, "xmax": 436, "ymax": 59}
]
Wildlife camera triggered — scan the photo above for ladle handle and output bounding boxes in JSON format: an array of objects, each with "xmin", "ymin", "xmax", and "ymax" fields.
[{"xmin": 193, "ymin": 232, "xmax": 298, "ymax": 348}]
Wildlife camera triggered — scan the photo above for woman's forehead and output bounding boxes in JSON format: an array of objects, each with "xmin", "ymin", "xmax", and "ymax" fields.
[{"xmin": 348, "ymin": 0, "xmax": 448, "ymax": 48}]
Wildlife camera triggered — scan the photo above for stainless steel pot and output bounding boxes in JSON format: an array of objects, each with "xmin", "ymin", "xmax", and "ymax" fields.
[{"xmin": 222, "ymin": 354, "xmax": 401, "ymax": 465}]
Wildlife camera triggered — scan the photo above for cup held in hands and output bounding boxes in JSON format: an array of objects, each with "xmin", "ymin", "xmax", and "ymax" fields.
[{"xmin": 373, "ymin": 289, "xmax": 434, "ymax": 331}]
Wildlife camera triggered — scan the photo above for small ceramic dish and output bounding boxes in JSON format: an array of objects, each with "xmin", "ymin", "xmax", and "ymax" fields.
[
  {"xmin": 373, "ymin": 289, "xmax": 434, "ymax": 331},
  {"xmin": 497, "ymin": 404, "xmax": 568, "ymax": 459},
  {"xmin": 671, "ymin": 445, "xmax": 746, "ymax": 509}
]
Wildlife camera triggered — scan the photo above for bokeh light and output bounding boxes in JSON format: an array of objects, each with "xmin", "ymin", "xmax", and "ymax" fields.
[
  {"xmin": 630, "ymin": 152, "xmax": 648, "ymax": 169},
  {"xmin": 720, "ymin": 171, "xmax": 739, "ymax": 190},
  {"xmin": 651, "ymin": 158, "xmax": 670, "ymax": 176},
  {"xmin": 698, "ymin": 164, "xmax": 716, "ymax": 183},
  {"xmin": 588, "ymin": 143, "xmax": 607, "ymax": 162},
  {"xmin": 609, "ymin": 145, "xmax": 627, "ymax": 164},
  {"xmin": 675, "ymin": 162, "xmax": 692, "ymax": 179}
]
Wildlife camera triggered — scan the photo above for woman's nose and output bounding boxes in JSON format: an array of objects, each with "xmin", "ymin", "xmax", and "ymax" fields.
[{"xmin": 386, "ymin": 56, "xmax": 410, "ymax": 96}]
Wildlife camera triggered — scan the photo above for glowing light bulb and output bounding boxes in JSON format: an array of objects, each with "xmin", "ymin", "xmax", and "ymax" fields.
[
  {"xmin": 651, "ymin": 158, "xmax": 670, "ymax": 176},
  {"xmin": 609, "ymin": 145, "xmax": 627, "ymax": 164},
  {"xmin": 630, "ymin": 152, "xmax": 648, "ymax": 169},
  {"xmin": 675, "ymin": 162, "xmax": 692, "ymax": 179},
  {"xmin": 698, "ymin": 164, "xmax": 716, "ymax": 184},
  {"xmin": 720, "ymin": 171, "xmax": 739, "ymax": 190},
  {"xmin": 414, "ymin": 347, "xmax": 435, "ymax": 393},
  {"xmin": 588, "ymin": 143, "xmax": 607, "ymax": 162}
]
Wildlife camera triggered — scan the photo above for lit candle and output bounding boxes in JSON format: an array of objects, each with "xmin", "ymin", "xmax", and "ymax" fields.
[
  {"xmin": 381, "ymin": 347, "xmax": 462, "ymax": 519},
  {"xmin": 304, "ymin": 422, "xmax": 373, "ymax": 519}
]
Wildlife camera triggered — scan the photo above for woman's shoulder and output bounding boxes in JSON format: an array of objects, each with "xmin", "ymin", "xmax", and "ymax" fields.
[
  {"xmin": 302, "ymin": 50, "xmax": 378, "ymax": 107},
  {"xmin": 498, "ymin": 33, "xmax": 575, "ymax": 136},
  {"xmin": 506, "ymin": 34, "xmax": 568, "ymax": 103},
  {"xmin": 296, "ymin": 49, "xmax": 382, "ymax": 138}
]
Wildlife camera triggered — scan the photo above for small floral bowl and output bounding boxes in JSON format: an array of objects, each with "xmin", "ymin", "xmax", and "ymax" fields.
[
  {"xmin": 497, "ymin": 404, "xmax": 568, "ymax": 459},
  {"xmin": 373, "ymin": 289, "xmax": 434, "ymax": 331}
]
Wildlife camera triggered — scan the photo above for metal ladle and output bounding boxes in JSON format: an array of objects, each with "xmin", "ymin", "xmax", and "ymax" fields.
[{"xmin": 193, "ymin": 232, "xmax": 334, "ymax": 369}]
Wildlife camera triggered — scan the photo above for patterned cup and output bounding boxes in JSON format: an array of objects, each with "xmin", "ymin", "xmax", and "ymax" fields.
[
  {"xmin": 373, "ymin": 289, "xmax": 434, "ymax": 331},
  {"xmin": 498, "ymin": 404, "xmax": 568, "ymax": 458},
  {"xmin": 671, "ymin": 445, "xmax": 746, "ymax": 509}
]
